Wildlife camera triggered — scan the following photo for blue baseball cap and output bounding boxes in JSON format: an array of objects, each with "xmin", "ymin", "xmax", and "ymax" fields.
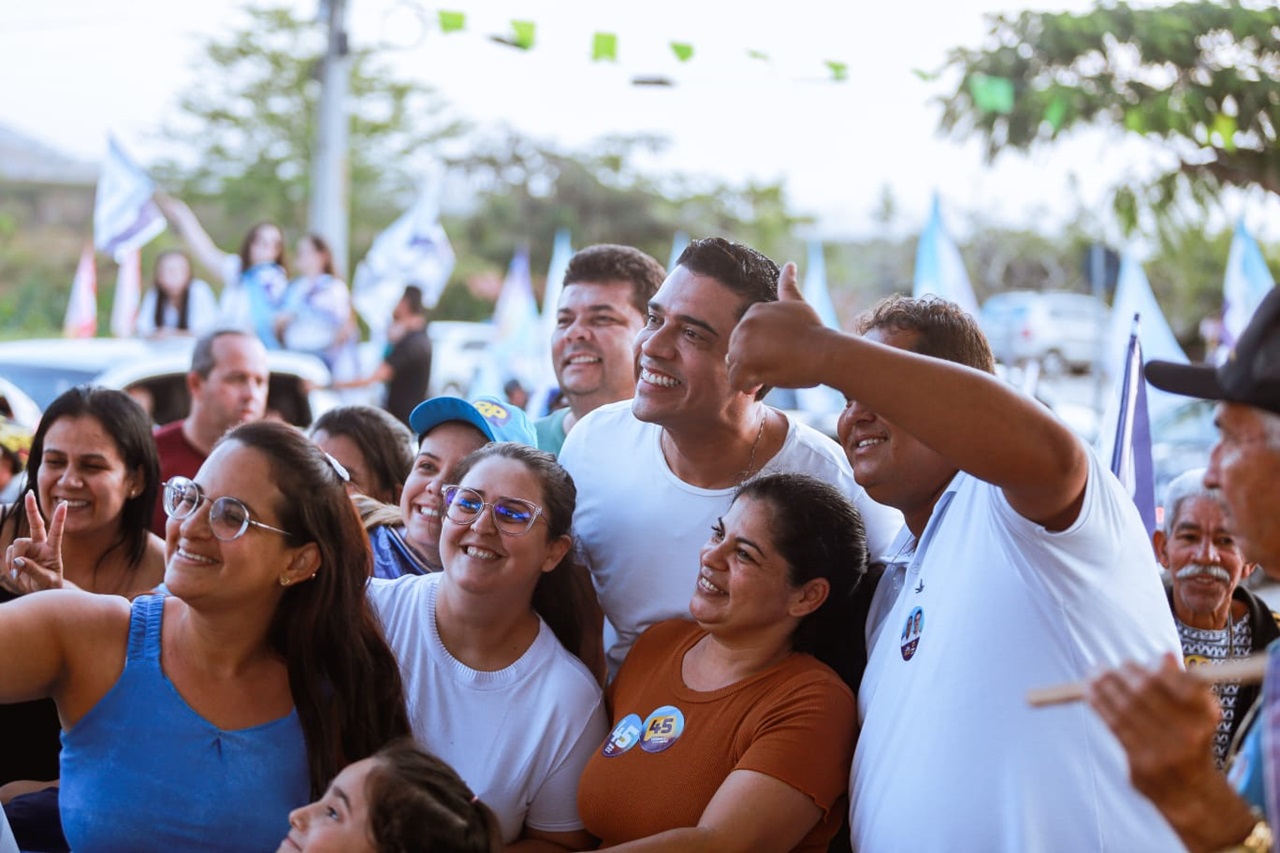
[{"xmin": 408, "ymin": 395, "xmax": 536, "ymax": 446}]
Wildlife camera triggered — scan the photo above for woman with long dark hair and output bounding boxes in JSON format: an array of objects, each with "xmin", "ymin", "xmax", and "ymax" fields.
[
  {"xmin": 275, "ymin": 233, "xmax": 358, "ymax": 373},
  {"xmin": 154, "ymin": 192, "xmax": 290, "ymax": 350},
  {"xmin": 135, "ymin": 250, "xmax": 219, "ymax": 338},
  {"xmin": 577, "ymin": 472, "xmax": 869, "ymax": 852},
  {"xmin": 368, "ymin": 442, "xmax": 604, "ymax": 851},
  {"xmin": 0, "ymin": 421, "xmax": 410, "ymax": 850},
  {"xmin": 0, "ymin": 386, "xmax": 165, "ymax": 850}
]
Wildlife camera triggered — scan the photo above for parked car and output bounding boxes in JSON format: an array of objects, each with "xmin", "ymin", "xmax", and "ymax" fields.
[
  {"xmin": 0, "ymin": 337, "xmax": 338, "ymax": 428},
  {"xmin": 0, "ymin": 376, "xmax": 41, "ymax": 430},
  {"xmin": 980, "ymin": 291, "xmax": 1109, "ymax": 375}
]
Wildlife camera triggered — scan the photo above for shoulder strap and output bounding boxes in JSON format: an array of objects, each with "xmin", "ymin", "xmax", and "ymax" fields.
[{"xmin": 126, "ymin": 593, "xmax": 165, "ymax": 662}]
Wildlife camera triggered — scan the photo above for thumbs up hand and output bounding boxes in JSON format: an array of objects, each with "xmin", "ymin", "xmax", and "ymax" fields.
[{"xmin": 727, "ymin": 262, "xmax": 835, "ymax": 393}]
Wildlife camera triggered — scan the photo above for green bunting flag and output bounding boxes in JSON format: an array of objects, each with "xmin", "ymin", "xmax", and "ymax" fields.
[
  {"xmin": 968, "ymin": 73, "xmax": 1014, "ymax": 115},
  {"xmin": 826, "ymin": 60, "xmax": 848, "ymax": 81},
  {"xmin": 670, "ymin": 42, "xmax": 694, "ymax": 62},
  {"xmin": 592, "ymin": 32, "xmax": 617, "ymax": 61},
  {"xmin": 747, "ymin": 49, "xmax": 769, "ymax": 62},
  {"xmin": 511, "ymin": 20, "xmax": 536, "ymax": 49},
  {"xmin": 438, "ymin": 10, "xmax": 465, "ymax": 33},
  {"xmin": 1044, "ymin": 94, "xmax": 1069, "ymax": 131}
]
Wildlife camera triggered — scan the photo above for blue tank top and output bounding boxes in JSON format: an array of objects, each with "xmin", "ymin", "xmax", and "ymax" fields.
[{"xmin": 59, "ymin": 594, "xmax": 309, "ymax": 852}]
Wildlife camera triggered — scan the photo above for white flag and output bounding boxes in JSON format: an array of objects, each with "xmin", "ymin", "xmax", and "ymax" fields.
[
  {"xmin": 352, "ymin": 182, "xmax": 455, "ymax": 341},
  {"xmin": 64, "ymin": 245, "xmax": 98, "ymax": 338},
  {"xmin": 110, "ymin": 249, "xmax": 142, "ymax": 337},
  {"xmin": 94, "ymin": 136, "xmax": 165, "ymax": 261}
]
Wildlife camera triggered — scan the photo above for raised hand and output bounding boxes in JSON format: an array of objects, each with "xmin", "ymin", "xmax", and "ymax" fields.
[
  {"xmin": 726, "ymin": 262, "xmax": 833, "ymax": 393},
  {"xmin": 2, "ymin": 491, "xmax": 68, "ymax": 595}
]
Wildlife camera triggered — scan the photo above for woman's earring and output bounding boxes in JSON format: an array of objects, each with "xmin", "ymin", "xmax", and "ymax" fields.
[{"xmin": 279, "ymin": 576, "xmax": 292, "ymax": 587}]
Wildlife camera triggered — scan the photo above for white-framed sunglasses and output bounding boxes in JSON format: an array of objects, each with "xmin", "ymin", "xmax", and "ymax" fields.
[
  {"xmin": 162, "ymin": 477, "xmax": 293, "ymax": 542},
  {"xmin": 442, "ymin": 485, "xmax": 546, "ymax": 537}
]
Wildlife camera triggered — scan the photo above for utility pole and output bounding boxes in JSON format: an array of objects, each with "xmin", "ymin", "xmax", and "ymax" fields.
[{"xmin": 311, "ymin": 0, "xmax": 351, "ymax": 276}]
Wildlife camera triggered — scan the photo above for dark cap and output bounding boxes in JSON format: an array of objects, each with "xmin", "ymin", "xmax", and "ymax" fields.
[{"xmin": 1145, "ymin": 287, "xmax": 1280, "ymax": 416}]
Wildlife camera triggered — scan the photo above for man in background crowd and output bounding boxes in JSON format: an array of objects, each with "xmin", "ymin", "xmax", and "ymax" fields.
[{"xmin": 535, "ymin": 244, "xmax": 665, "ymax": 455}]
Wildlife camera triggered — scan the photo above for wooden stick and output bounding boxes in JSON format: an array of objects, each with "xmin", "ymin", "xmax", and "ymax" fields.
[{"xmin": 1028, "ymin": 653, "xmax": 1270, "ymax": 708}]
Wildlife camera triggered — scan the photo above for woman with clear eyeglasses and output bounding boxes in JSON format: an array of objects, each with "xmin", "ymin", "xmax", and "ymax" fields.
[
  {"xmin": 0, "ymin": 421, "xmax": 411, "ymax": 851},
  {"xmin": 367, "ymin": 442, "xmax": 606, "ymax": 853}
]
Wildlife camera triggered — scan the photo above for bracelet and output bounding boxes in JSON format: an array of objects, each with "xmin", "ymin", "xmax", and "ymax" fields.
[{"xmin": 1215, "ymin": 813, "xmax": 1272, "ymax": 853}]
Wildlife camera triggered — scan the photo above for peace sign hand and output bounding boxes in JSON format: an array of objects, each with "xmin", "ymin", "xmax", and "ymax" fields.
[{"xmin": 2, "ymin": 491, "xmax": 68, "ymax": 595}]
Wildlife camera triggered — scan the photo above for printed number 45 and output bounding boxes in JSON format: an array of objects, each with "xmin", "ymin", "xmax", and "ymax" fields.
[{"xmin": 648, "ymin": 717, "xmax": 674, "ymax": 736}]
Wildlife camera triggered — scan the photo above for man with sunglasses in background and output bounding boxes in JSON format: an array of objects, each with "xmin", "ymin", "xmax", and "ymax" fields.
[
  {"xmin": 558, "ymin": 236, "xmax": 902, "ymax": 680},
  {"xmin": 150, "ymin": 329, "xmax": 268, "ymax": 535}
]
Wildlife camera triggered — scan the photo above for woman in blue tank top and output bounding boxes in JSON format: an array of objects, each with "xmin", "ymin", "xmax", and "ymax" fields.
[{"xmin": 0, "ymin": 422, "xmax": 410, "ymax": 852}]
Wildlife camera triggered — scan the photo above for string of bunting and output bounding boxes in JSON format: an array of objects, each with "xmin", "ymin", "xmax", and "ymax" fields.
[{"xmin": 426, "ymin": 8, "xmax": 851, "ymax": 83}]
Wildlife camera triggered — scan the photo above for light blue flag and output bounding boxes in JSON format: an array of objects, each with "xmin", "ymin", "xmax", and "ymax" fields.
[
  {"xmin": 1106, "ymin": 253, "xmax": 1187, "ymax": 421},
  {"xmin": 669, "ymin": 230, "xmax": 690, "ymax": 271},
  {"xmin": 530, "ymin": 228, "xmax": 574, "ymax": 413},
  {"xmin": 471, "ymin": 247, "xmax": 542, "ymax": 402},
  {"xmin": 795, "ymin": 241, "xmax": 848, "ymax": 415},
  {"xmin": 912, "ymin": 194, "xmax": 979, "ymax": 317},
  {"xmin": 1222, "ymin": 219, "xmax": 1276, "ymax": 350},
  {"xmin": 1105, "ymin": 315, "xmax": 1157, "ymax": 535}
]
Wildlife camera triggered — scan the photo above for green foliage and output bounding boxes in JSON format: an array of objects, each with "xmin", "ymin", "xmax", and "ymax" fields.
[
  {"xmin": 937, "ymin": 1, "xmax": 1280, "ymax": 229},
  {"xmin": 443, "ymin": 131, "xmax": 810, "ymax": 316},
  {"xmin": 153, "ymin": 4, "xmax": 467, "ymax": 267}
]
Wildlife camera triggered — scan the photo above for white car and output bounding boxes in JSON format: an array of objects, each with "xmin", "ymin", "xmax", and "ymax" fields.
[
  {"xmin": 980, "ymin": 291, "xmax": 1110, "ymax": 375},
  {"xmin": 0, "ymin": 337, "xmax": 338, "ymax": 427}
]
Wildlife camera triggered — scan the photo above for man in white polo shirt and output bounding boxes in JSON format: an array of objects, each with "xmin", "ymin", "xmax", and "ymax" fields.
[
  {"xmin": 559, "ymin": 237, "xmax": 901, "ymax": 678},
  {"xmin": 727, "ymin": 268, "xmax": 1181, "ymax": 851}
]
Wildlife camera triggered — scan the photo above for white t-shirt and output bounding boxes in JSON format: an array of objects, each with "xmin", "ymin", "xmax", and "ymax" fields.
[
  {"xmin": 367, "ymin": 573, "xmax": 607, "ymax": 844},
  {"xmin": 559, "ymin": 400, "xmax": 902, "ymax": 677},
  {"xmin": 851, "ymin": 449, "xmax": 1183, "ymax": 852},
  {"xmin": 134, "ymin": 280, "xmax": 219, "ymax": 337}
]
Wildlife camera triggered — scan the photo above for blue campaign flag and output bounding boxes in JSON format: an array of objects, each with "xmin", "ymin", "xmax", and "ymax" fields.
[
  {"xmin": 668, "ymin": 230, "xmax": 690, "ymax": 271},
  {"xmin": 795, "ymin": 241, "xmax": 848, "ymax": 415},
  {"xmin": 1106, "ymin": 252, "xmax": 1187, "ymax": 423},
  {"xmin": 1108, "ymin": 314, "xmax": 1157, "ymax": 535},
  {"xmin": 912, "ymin": 193, "xmax": 979, "ymax": 318},
  {"xmin": 1222, "ymin": 219, "xmax": 1276, "ymax": 350}
]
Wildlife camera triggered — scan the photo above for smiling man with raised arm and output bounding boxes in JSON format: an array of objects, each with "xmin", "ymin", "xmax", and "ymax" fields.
[
  {"xmin": 726, "ymin": 265, "xmax": 1181, "ymax": 852},
  {"xmin": 558, "ymin": 238, "xmax": 901, "ymax": 680}
]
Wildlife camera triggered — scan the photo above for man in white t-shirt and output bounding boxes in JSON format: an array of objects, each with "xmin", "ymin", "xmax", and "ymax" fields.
[
  {"xmin": 559, "ymin": 237, "xmax": 901, "ymax": 678},
  {"xmin": 726, "ymin": 269, "xmax": 1182, "ymax": 851}
]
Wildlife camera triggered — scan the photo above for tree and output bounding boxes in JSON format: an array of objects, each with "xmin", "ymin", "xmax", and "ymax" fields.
[
  {"xmin": 936, "ymin": 1, "xmax": 1280, "ymax": 231},
  {"xmin": 154, "ymin": 5, "xmax": 467, "ymax": 265},
  {"xmin": 433, "ymin": 129, "xmax": 812, "ymax": 320}
]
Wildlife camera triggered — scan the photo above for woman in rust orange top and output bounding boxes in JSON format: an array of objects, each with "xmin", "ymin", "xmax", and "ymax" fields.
[{"xmin": 577, "ymin": 472, "xmax": 869, "ymax": 852}]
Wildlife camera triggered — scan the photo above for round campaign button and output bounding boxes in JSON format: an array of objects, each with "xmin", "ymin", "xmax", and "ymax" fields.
[
  {"xmin": 900, "ymin": 606, "xmax": 924, "ymax": 661},
  {"xmin": 602, "ymin": 713, "xmax": 644, "ymax": 757},
  {"xmin": 639, "ymin": 705, "xmax": 685, "ymax": 753}
]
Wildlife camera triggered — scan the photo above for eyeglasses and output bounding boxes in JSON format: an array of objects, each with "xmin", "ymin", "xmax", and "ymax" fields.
[
  {"xmin": 442, "ymin": 485, "xmax": 546, "ymax": 537},
  {"xmin": 162, "ymin": 477, "xmax": 294, "ymax": 542}
]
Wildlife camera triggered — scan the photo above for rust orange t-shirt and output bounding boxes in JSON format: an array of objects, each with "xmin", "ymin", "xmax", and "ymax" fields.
[{"xmin": 578, "ymin": 619, "xmax": 856, "ymax": 851}]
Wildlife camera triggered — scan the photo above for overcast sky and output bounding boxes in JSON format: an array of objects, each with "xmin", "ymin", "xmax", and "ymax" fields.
[{"xmin": 3, "ymin": 0, "xmax": 1277, "ymax": 243}]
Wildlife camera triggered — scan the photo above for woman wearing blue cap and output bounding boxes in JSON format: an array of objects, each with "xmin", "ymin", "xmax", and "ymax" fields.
[
  {"xmin": 368, "ymin": 441, "xmax": 604, "ymax": 851},
  {"xmin": 365, "ymin": 396, "xmax": 537, "ymax": 579}
]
